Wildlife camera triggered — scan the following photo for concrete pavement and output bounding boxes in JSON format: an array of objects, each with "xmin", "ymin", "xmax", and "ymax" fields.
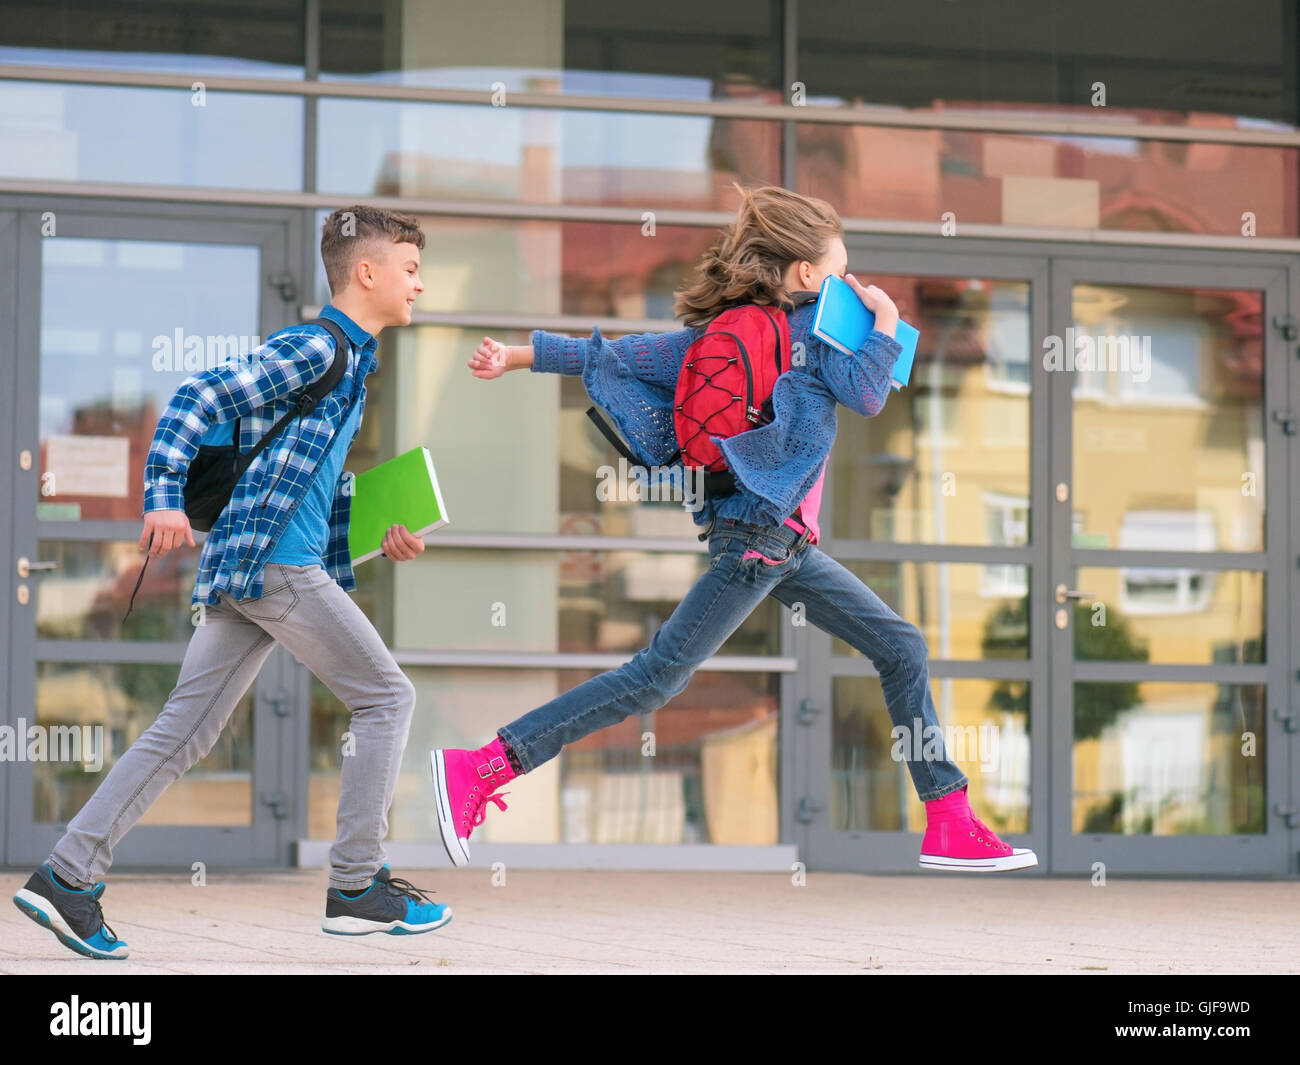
[{"xmin": 3, "ymin": 868, "xmax": 1297, "ymax": 974}]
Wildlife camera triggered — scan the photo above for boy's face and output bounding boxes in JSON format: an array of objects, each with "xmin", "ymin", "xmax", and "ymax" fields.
[{"xmin": 370, "ymin": 240, "xmax": 424, "ymax": 326}]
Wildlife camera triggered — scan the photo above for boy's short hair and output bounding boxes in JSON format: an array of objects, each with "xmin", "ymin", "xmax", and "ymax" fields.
[{"xmin": 320, "ymin": 205, "xmax": 426, "ymax": 294}]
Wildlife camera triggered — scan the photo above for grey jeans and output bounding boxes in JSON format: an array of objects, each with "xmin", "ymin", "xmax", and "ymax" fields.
[{"xmin": 47, "ymin": 563, "xmax": 416, "ymax": 892}]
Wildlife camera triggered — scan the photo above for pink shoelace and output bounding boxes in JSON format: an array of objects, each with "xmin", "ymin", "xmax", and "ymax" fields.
[
  {"xmin": 968, "ymin": 812, "xmax": 1011, "ymax": 853},
  {"xmin": 460, "ymin": 790, "xmax": 510, "ymax": 832}
]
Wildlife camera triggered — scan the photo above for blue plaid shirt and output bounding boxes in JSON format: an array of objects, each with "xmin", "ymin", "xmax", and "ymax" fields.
[{"xmin": 143, "ymin": 305, "xmax": 378, "ymax": 605}]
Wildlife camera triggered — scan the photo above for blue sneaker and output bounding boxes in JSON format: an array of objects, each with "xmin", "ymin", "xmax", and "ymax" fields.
[
  {"xmin": 13, "ymin": 864, "xmax": 129, "ymax": 960},
  {"xmin": 321, "ymin": 865, "xmax": 452, "ymax": 936}
]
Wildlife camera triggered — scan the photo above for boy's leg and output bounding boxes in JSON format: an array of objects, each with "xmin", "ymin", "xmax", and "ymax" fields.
[
  {"xmin": 48, "ymin": 598, "xmax": 276, "ymax": 888},
  {"xmin": 225, "ymin": 563, "xmax": 415, "ymax": 892},
  {"xmin": 499, "ymin": 521, "xmax": 791, "ymax": 771},
  {"xmin": 765, "ymin": 546, "xmax": 969, "ymax": 802}
]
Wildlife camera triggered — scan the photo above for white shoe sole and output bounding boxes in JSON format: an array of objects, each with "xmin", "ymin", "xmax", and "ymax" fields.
[
  {"xmin": 13, "ymin": 888, "xmax": 130, "ymax": 959},
  {"xmin": 321, "ymin": 909, "xmax": 452, "ymax": 936},
  {"xmin": 919, "ymin": 848, "xmax": 1039, "ymax": 872},
  {"xmin": 430, "ymin": 749, "xmax": 470, "ymax": 868}
]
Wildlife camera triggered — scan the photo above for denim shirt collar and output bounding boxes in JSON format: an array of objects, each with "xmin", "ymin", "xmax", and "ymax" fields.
[{"xmin": 319, "ymin": 304, "xmax": 378, "ymax": 378}]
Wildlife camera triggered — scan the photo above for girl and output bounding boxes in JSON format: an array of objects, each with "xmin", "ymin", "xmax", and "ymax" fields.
[{"xmin": 432, "ymin": 185, "xmax": 1035, "ymax": 873}]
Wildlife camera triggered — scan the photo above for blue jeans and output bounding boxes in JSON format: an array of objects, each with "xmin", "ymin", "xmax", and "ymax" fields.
[{"xmin": 499, "ymin": 518, "xmax": 968, "ymax": 801}]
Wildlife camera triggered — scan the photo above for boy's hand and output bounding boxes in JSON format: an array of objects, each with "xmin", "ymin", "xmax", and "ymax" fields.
[
  {"xmin": 468, "ymin": 336, "xmax": 511, "ymax": 379},
  {"xmin": 845, "ymin": 274, "xmax": 899, "ymax": 338},
  {"xmin": 140, "ymin": 509, "xmax": 196, "ymax": 556},
  {"xmin": 381, "ymin": 524, "xmax": 426, "ymax": 562}
]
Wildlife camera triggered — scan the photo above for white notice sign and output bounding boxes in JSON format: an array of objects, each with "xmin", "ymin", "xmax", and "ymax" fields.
[{"xmin": 45, "ymin": 435, "xmax": 130, "ymax": 498}]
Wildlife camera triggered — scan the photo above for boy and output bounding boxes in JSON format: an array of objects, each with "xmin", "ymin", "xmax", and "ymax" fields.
[{"xmin": 13, "ymin": 206, "xmax": 447, "ymax": 959}]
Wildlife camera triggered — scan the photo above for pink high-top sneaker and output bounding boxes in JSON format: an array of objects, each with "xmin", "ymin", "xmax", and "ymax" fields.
[
  {"xmin": 430, "ymin": 738, "xmax": 518, "ymax": 867},
  {"xmin": 919, "ymin": 785, "xmax": 1037, "ymax": 871}
]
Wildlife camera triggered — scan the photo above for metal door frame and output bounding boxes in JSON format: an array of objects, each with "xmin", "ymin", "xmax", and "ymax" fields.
[
  {"xmin": 1048, "ymin": 254, "xmax": 1293, "ymax": 876},
  {"xmin": 799, "ymin": 234, "xmax": 1298, "ymax": 876},
  {"xmin": 2, "ymin": 196, "xmax": 308, "ymax": 872}
]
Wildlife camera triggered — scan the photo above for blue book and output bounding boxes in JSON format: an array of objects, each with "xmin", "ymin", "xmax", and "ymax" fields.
[{"xmin": 810, "ymin": 274, "xmax": 920, "ymax": 390}]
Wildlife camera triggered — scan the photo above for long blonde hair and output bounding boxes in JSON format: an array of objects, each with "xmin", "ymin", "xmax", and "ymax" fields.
[{"xmin": 674, "ymin": 184, "xmax": 843, "ymax": 328}]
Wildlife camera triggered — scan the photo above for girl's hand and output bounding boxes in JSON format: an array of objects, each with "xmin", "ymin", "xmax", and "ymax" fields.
[
  {"xmin": 468, "ymin": 336, "xmax": 511, "ymax": 379},
  {"xmin": 845, "ymin": 274, "xmax": 899, "ymax": 338}
]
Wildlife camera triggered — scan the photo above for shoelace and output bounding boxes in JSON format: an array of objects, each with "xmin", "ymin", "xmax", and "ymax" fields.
[
  {"xmin": 461, "ymin": 791, "xmax": 510, "ymax": 830},
  {"xmin": 90, "ymin": 899, "xmax": 120, "ymax": 943},
  {"xmin": 384, "ymin": 875, "xmax": 438, "ymax": 905},
  {"xmin": 969, "ymin": 813, "xmax": 1009, "ymax": 852}
]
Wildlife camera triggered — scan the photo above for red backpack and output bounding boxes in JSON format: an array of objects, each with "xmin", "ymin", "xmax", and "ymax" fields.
[{"xmin": 586, "ymin": 292, "xmax": 817, "ymax": 499}]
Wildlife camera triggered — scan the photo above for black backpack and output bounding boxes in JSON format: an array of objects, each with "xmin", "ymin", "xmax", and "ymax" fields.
[{"xmin": 123, "ymin": 317, "xmax": 351, "ymax": 622}]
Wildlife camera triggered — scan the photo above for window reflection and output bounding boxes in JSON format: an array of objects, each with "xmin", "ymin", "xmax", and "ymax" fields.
[
  {"xmin": 1072, "ymin": 682, "xmax": 1265, "ymax": 834},
  {"xmin": 0, "ymin": 82, "xmax": 303, "ymax": 189},
  {"xmin": 317, "ymin": 100, "xmax": 780, "ymax": 207},
  {"xmin": 832, "ymin": 677, "xmax": 1030, "ymax": 834},
  {"xmin": 832, "ymin": 277, "xmax": 1032, "ymax": 544},
  {"xmin": 1070, "ymin": 285, "xmax": 1265, "ymax": 553},
  {"xmin": 37, "ymin": 238, "xmax": 261, "ymax": 523},
  {"xmin": 310, "ymin": 668, "xmax": 781, "ymax": 844},
  {"xmin": 35, "ymin": 662, "xmax": 253, "ymax": 825},
  {"xmin": 799, "ymin": 126, "xmax": 1295, "ymax": 238},
  {"xmin": 831, "ymin": 561, "xmax": 1029, "ymax": 660},
  {"xmin": 0, "ymin": 0, "xmax": 306, "ymax": 77}
]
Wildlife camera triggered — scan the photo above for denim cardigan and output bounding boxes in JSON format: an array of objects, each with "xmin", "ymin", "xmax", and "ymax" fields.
[{"xmin": 530, "ymin": 300, "xmax": 902, "ymax": 529}]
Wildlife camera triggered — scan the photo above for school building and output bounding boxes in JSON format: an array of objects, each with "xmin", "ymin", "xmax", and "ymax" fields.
[{"xmin": 0, "ymin": 1, "xmax": 1297, "ymax": 877}]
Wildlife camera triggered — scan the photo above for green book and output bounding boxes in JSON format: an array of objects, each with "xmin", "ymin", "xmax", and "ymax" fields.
[{"xmin": 347, "ymin": 446, "xmax": 450, "ymax": 564}]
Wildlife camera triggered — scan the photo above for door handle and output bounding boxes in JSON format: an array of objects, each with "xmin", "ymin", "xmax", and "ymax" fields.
[
  {"xmin": 16, "ymin": 557, "xmax": 59, "ymax": 579},
  {"xmin": 1054, "ymin": 584, "xmax": 1094, "ymax": 604}
]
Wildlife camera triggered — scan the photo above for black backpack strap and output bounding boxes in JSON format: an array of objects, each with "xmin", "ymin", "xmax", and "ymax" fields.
[
  {"xmin": 235, "ymin": 318, "xmax": 351, "ymax": 474},
  {"xmin": 587, "ymin": 406, "xmax": 641, "ymax": 464}
]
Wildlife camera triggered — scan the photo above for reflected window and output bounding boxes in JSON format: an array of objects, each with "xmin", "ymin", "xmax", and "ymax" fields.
[
  {"xmin": 0, "ymin": 0, "xmax": 306, "ymax": 77},
  {"xmin": 1119, "ymin": 511, "xmax": 1216, "ymax": 615},
  {"xmin": 320, "ymin": 0, "xmax": 782, "ymax": 100}
]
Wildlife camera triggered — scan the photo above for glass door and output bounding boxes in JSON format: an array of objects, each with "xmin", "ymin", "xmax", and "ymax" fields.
[
  {"xmin": 1048, "ymin": 257, "xmax": 1293, "ymax": 875},
  {"xmin": 802, "ymin": 243, "xmax": 1050, "ymax": 872},
  {"xmin": 4, "ymin": 203, "xmax": 304, "ymax": 870}
]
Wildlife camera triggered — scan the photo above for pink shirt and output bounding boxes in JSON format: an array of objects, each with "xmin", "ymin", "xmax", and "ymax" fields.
[{"xmin": 784, "ymin": 465, "xmax": 825, "ymax": 543}]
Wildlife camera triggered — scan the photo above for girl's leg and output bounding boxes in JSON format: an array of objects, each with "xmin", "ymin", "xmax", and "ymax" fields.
[
  {"xmin": 765, "ymin": 546, "xmax": 967, "ymax": 801},
  {"xmin": 766, "ymin": 547, "xmax": 1036, "ymax": 870},
  {"xmin": 500, "ymin": 523, "xmax": 791, "ymax": 770},
  {"xmin": 431, "ymin": 519, "xmax": 810, "ymax": 865}
]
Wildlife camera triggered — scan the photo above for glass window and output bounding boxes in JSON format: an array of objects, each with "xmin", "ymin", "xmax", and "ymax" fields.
[
  {"xmin": 316, "ymin": 99, "xmax": 779, "ymax": 207},
  {"xmin": 1069, "ymin": 285, "xmax": 1265, "ymax": 553},
  {"xmin": 311, "ymin": 212, "xmax": 716, "ymax": 321},
  {"xmin": 830, "ymin": 562, "xmax": 1030, "ymax": 661},
  {"xmin": 1072, "ymin": 682, "xmax": 1265, "ymax": 834},
  {"xmin": 357, "ymin": 546, "xmax": 780, "ymax": 657},
  {"xmin": 320, "ymin": 0, "xmax": 782, "ymax": 101},
  {"xmin": 797, "ymin": 125, "xmax": 1297, "ymax": 238},
  {"xmin": 310, "ymin": 667, "xmax": 782, "ymax": 844},
  {"xmin": 0, "ymin": 82, "xmax": 303, "ymax": 189},
  {"xmin": 832, "ymin": 277, "xmax": 1032, "ymax": 544},
  {"xmin": 35, "ymin": 662, "xmax": 253, "ymax": 825},
  {"xmin": 1073, "ymin": 567, "xmax": 1264, "ymax": 663},
  {"xmin": 0, "ymin": 0, "xmax": 306, "ymax": 78},
  {"xmin": 832, "ymin": 676, "xmax": 1030, "ymax": 834},
  {"xmin": 37, "ymin": 237, "xmax": 262, "ymax": 523},
  {"xmin": 35, "ymin": 540, "xmax": 201, "ymax": 642},
  {"xmin": 797, "ymin": 0, "xmax": 1298, "ymax": 129}
]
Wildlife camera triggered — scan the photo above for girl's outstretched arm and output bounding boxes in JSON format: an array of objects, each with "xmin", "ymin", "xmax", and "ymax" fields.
[{"xmin": 468, "ymin": 328, "xmax": 696, "ymax": 386}]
